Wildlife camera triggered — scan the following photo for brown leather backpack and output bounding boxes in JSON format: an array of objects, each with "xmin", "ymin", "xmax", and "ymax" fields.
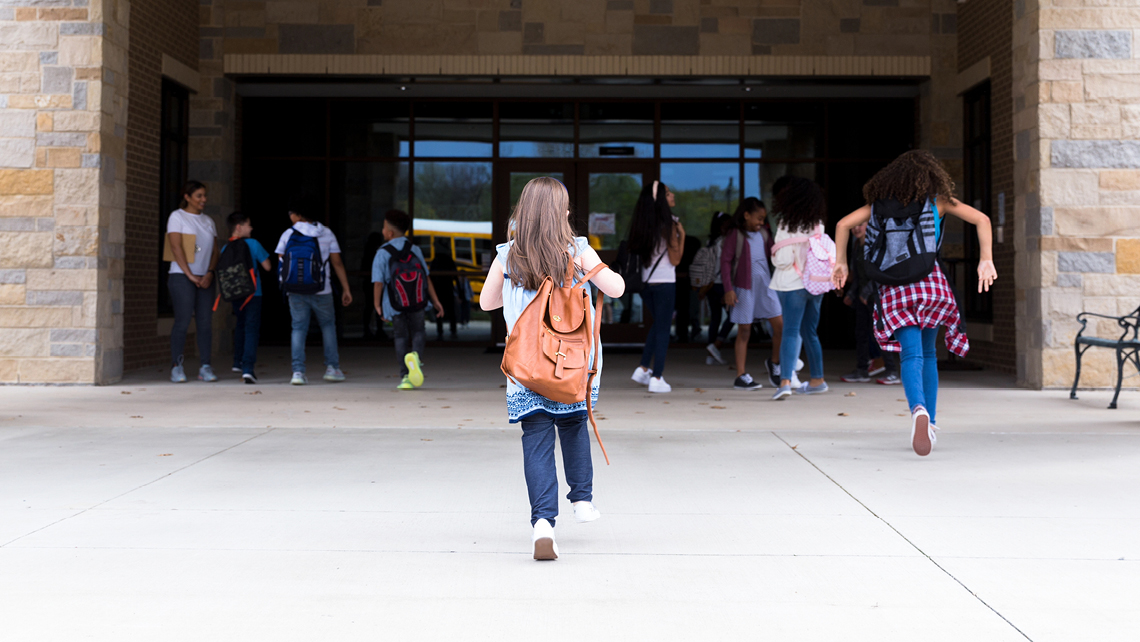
[{"xmin": 501, "ymin": 257, "xmax": 610, "ymax": 464}]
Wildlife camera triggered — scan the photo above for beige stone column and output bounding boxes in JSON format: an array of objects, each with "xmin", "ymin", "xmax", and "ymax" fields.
[
  {"xmin": 1015, "ymin": 0, "xmax": 1140, "ymax": 389},
  {"xmin": 0, "ymin": 0, "xmax": 127, "ymax": 384}
]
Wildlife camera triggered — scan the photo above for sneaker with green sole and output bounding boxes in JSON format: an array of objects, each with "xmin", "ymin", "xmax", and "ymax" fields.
[
  {"xmin": 405, "ymin": 351, "xmax": 424, "ymax": 387},
  {"xmin": 397, "ymin": 375, "xmax": 414, "ymax": 390}
]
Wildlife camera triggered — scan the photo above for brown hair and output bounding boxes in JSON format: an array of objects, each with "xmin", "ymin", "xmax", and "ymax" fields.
[
  {"xmin": 506, "ymin": 177, "xmax": 576, "ymax": 291},
  {"xmin": 863, "ymin": 149, "xmax": 958, "ymax": 206}
]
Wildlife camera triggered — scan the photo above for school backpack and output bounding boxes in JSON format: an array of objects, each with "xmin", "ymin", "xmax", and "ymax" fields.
[
  {"xmin": 771, "ymin": 225, "xmax": 837, "ymax": 296},
  {"xmin": 689, "ymin": 245, "xmax": 715, "ymax": 288},
  {"xmin": 381, "ymin": 241, "xmax": 429, "ymax": 313},
  {"xmin": 862, "ymin": 197, "xmax": 942, "ymax": 286},
  {"xmin": 279, "ymin": 226, "xmax": 325, "ymax": 295},
  {"xmin": 213, "ymin": 238, "xmax": 257, "ymax": 311},
  {"xmin": 616, "ymin": 240, "xmax": 665, "ymax": 294},
  {"xmin": 501, "ymin": 257, "xmax": 610, "ymax": 465}
]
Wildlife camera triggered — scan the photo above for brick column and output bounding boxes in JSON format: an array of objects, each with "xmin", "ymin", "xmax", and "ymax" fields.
[
  {"xmin": 1015, "ymin": 0, "xmax": 1140, "ymax": 389},
  {"xmin": 0, "ymin": 0, "xmax": 127, "ymax": 383}
]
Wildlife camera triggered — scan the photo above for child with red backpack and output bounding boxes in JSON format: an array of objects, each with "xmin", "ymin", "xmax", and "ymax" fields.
[
  {"xmin": 219, "ymin": 212, "xmax": 272, "ymax": 383},
  {"xmin": 371, "ymin": 209, "xmax": 444, "ymax": 390}
]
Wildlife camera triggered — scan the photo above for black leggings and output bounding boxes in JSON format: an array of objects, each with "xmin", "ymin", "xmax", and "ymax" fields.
[{"xmin": 169, "ymin": 273, "xmax": 215, "ymax": 366}]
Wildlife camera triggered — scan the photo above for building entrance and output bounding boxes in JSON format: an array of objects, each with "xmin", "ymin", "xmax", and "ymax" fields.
[{"xmin": 239, "ymin": 93, "xmax": 916, "ymax": 350}]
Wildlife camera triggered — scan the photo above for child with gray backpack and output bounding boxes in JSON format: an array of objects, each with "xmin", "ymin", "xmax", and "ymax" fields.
[{"xmin": 833, "ymin": 150, "xmax": 997, "ymax": 457}]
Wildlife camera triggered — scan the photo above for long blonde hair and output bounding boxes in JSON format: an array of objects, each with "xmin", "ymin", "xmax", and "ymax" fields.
[{"xmin": 506, "ymin": 177, "xmax": 576, "ymax": 291}]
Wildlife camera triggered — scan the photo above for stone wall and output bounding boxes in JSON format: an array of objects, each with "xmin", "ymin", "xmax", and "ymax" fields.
[
  {"xmin": 1014, "ymin": 0, "xmax": 1140, "ymax": 389},
  {"xmin": 0, "ymin": 0, "xmax": 127, "ymax": 384}
]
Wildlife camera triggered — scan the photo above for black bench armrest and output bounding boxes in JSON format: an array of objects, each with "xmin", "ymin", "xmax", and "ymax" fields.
[{"xmin": 1076, "ymin": 307, "xmax": 1140, "ymax": 343}]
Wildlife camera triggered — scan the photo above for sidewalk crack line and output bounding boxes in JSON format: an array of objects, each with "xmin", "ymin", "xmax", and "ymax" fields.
[{"xmin": 772, "ymin": 431, "xmax": 1033, "ymax": 642}]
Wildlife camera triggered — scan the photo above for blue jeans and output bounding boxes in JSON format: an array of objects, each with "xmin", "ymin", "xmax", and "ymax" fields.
[
  {"xmin": 288, "ymin": 293, "xmax": 339, "ymax": 374},
  {"xmin": 232, "ymin": 296, "xmax": 262, "ymax": 375},
  {"xmin": 639, "ymin": 283, "xmax": 675, "ymax": 378},
  {"xmin": 520, "ymin": 412, "xmax": 593, "ymax": 527},
  {"xmin": 775, "ymin": 289, "xmax": 824, "ymax": 380},
  {"xmin": 895, "ymin": 326, "xmax": 939, "ymax": 423}
]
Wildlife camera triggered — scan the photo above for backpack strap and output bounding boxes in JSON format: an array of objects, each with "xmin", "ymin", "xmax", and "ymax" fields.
[
  {"xmin": 771, "ymin": 236, "xmax": 809, "ymax": 252},
  {"xmin": 583, "ymin": 264, "xmax": 609, "ymax": 466}
]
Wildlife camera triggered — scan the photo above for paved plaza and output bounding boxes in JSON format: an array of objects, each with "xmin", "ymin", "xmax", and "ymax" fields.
[{"xmin": 0, "ymin": 347, "xmax": 1136, "ymax": 641}]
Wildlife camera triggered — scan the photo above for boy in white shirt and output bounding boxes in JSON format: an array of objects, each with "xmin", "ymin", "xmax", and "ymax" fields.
[{"xmin": 275, "ymin": 204, "xmax": 353, "ymax": 385}]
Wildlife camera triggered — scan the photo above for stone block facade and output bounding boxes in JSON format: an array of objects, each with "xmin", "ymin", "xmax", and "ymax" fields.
[
  {"xmin": 0, "ymin": 0, "xmax": 127, "ymax": 383},
  {"xmin": 1013, "ymin": 0, "xmax": 1140, "ymax": 389}
]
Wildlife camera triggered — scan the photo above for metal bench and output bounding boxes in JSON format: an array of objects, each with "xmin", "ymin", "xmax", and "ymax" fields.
[{"xmin": 1070, "ymin": 305, "xmax": 1140, "ymax": 409}]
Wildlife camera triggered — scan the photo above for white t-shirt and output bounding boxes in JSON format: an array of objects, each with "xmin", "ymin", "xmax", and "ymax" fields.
[
  {"xmin": 166, "ymin": 209, "xmax": 217, "ymax": 276},
  {"xmin": 642, "ymin": 238, "xmax": 676, "ymax": 284},
  {"xmin": 275, "ymin": 221, "xmax": 342, "ymax": 296}
]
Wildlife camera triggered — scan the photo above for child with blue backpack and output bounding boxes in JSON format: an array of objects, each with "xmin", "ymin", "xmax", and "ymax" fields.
[
  {"xmin": 371, "ymin": 209, "xmax": 444, "ymax": 390},
  {"xmin": 275, "ymin": 203, "xmax": 354, "ymax": 385},
  {"xmin": 833, "ymin": 150, "xmax": 996, "ymax": 456}
]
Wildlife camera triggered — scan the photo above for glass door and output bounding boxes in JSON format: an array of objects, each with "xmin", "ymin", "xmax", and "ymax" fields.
[{"xmin": 575, "ymin": 162, "xmax": 657, "ymax": 345}]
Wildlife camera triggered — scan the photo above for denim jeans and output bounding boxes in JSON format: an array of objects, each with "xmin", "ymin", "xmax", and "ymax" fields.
[
  {"xmin": 639, "ymin": 283, "xmax": 675, "ymax": 378},
  {"xmin": 895, "ymin": 326, "xmax": 939, "ymax": 422},
  {"xmin": 168, "ymin": 273, "xmax": 214, "ymax": 367},
  {"xmin": 392, "ymin": 309, "xmax": 426, "ymax": 376},
  {"xmin": 775, "ymin": 288, "xmax": 824, "ymax": 380},
  {"xmin": 288, "ymin": 293, "xmax": 339, "ymax": 374},
  {"xmin": 520, "ymin": 412, "xmax": 593, "ymax": 527},
  {"xmin": 232, "ymin": 296, "xmax": 262, "ymax": 375}
]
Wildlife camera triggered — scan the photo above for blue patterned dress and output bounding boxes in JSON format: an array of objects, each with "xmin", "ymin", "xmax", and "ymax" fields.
[{"xmin": 498, "ymin": 237, "xmax": 602, "ymax": 423}]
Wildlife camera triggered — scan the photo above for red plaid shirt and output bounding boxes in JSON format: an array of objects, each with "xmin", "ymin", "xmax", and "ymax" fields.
[{"xmin": 873, "ymin": 264, "xmax": 969, "ymax": 358}]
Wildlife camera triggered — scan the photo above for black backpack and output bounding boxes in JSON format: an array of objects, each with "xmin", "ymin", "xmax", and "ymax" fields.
[
  {"xmin": 214, "ymin": 239, "xmax": 257, "ymax": 310},
  {"xmin": 862, "ymin": 197, "xmax": 943, "ymax": 286},
  {"xmin": 382, "ymin": 242, "xmax": 429, "ymax": 313},
  {"xmin": 616, "ymin": 240, "xmax": 665, "ymax": 294}
]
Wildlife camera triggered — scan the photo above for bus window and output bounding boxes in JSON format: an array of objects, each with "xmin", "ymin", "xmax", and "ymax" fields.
[
  {"xmin": 455, "ymin": 237, "xmax": 474, "ymax": 265},
  {"xmin": 475, "ymin": 237, "xmax": 495, "ymax": 268}
]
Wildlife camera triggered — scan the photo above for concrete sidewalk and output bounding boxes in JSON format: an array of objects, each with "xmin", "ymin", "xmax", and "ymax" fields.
[{"xmin": 0, "ymin": 347, "xmax": 1136, "ymax": 641}]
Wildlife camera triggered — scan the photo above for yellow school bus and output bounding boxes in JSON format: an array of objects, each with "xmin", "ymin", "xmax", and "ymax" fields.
[{"xmin": 411, "ymin": 219, "xmax": 493, "ymax": 303}]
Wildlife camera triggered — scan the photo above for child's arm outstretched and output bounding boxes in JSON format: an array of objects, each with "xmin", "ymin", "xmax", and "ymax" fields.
[
  {"xmin": 832, "ymin": 205, "xmax": 872, "ymax": 289},
  {"xmin": 575, "ymin": 246, "xmax": 625, "ymax": 298},
  {"xmin": 937, "ymin": 196, "xmax": 997, "ymax": 293},
  {"xmin": 480, "ymin": 259, "xmax": 506, "ymax": 311}
]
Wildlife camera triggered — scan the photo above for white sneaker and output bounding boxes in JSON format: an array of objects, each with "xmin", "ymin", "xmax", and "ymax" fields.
[
  {"xmin": 706, "ymin": 342, "xmax": 726, "ymax": 365},
  {"xmin": 631, "ymin": 366, "xmax": 651, "ymax": 386},
  {"xmin": 573, "ymin": 501, "xmax": 601, "ymax": 523},
  {"xmin": 795, "ymin": 358, "xmax": 805, "ymax": 372},
  {"xmin": 648, "ymin": 376, "xmax": 671, "ymax": 393},
  {"xmin": 532, "ymin": 518, "xmax": 558, "ymax": 560},
  {"xmin": 706, "ymin": 356, "xmax": 716, "ymax": 365},
  {"xmin": 290, "ymin": 372, "xmax": 307, "ymax": 385},
  {"xmin": 790, "ymin": 372, "xmax": 803, "ymax": 388},
  {"xmin": 911, "ymin": 406, "xmax": 936, "ymax": 456}
]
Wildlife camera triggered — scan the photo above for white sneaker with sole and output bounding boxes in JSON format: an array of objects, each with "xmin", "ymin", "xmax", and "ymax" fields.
[
  {"xmin": 573, "ymin": 501, "xmax": 601, "ymax": 523},
  {"xmin": 706, "ymin": 343, "xmax": 726, "ymax": 365},
  {"xmin": 911, "ymin": 406, "xmax": 936, "ymax": 456},
  {"xmin": 290, "ymin": 372, "xmax": 307, "ymax": 385},
  {"xmin": 648, "ymin": 376, "xmax": 671, "ymax": 393},
  {"xmin": 532, "ymin": 518, "xmax": 558, "ymax": 560},
  {"xmin": 631, "ymin": 366, "xmax": 651, "ymax": 386}
]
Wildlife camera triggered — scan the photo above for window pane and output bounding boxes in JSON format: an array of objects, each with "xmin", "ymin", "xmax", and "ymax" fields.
[
  {"xmin": 660, "ymin": 163, "xmax": 740, "ymax": 244},
  {"xmin": 500, "ymin": 102, "xmax": 574, "ymax": 158},
  {"xmin": 414, "ymin": 162, "xmax": 492, "ymax": 222},
  {"xmin": 414, "ymin": 102, "xmax": 493, "ymax": 158},
  {"xmin": 579, "ymin": 102, "xmax": 653, "ymax": 158},
  {"xmin": 661, "ymin": 102, "xmax": 739, "ymax": 159},
  {"xmin": 588, "ymin": 172, "xmax": 642, "ymax": 251},
  {"xmin": 744, "ymin": 163, "xmax": 819, "ymax": 211},
  {"xmin": 744, "ymin": 103, "xmax": 822, "ymax": 159},
  {"xmin": 330, "ymin": 102, "xmax": 410, "ymax": 158}
]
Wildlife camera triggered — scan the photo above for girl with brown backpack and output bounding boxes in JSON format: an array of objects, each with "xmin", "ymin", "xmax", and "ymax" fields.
[{"xmin": 480, "ymin": 177, "xmax": 625, "ymax": 561}]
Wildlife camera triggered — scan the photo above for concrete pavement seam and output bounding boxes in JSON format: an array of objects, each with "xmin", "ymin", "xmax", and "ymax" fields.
[
  {"xmin": 0, "ymin": 428, "xmax": 278, "ymax": 549},
  {"xmin": 771, "ymin": 431, "xmax": 1035, "ymax": 642}
]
